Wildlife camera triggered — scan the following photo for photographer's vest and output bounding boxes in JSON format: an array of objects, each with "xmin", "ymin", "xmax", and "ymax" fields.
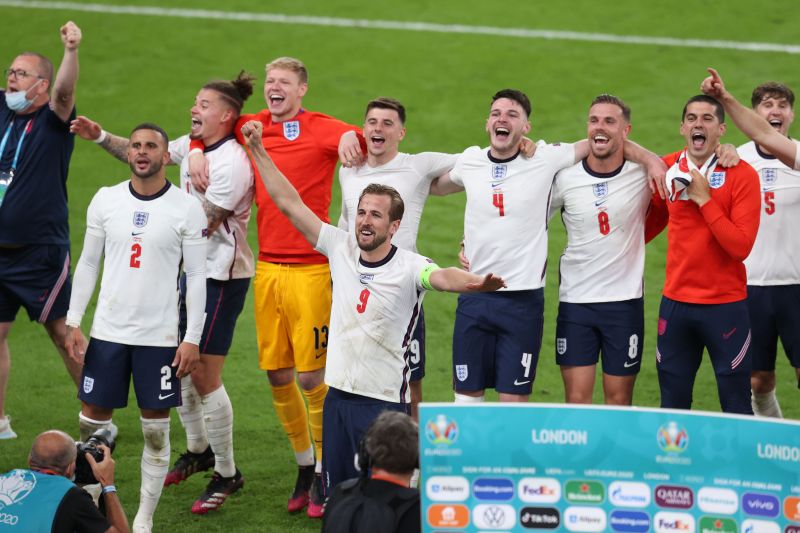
[{"xmin": 0, "ymin": 469, "xmax": 72, "ymax": 531}]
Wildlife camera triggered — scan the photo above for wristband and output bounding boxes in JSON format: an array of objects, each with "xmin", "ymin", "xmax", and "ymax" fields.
[
  {"xmin": 93, "ymin": 129, "xmax": 107, "ymax": 144},
  {"xmin": 189, "ymin": 147, "xmax": 203, "ymax": 156},
  {"xmin": 101, "ymin": 484, "xmax": 117, "ymax": 495}
]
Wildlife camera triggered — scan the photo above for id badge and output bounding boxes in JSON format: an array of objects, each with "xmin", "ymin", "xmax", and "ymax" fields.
[{"xmin": 0, "ymin": 170, "xmax": 13, "ymax": 207}]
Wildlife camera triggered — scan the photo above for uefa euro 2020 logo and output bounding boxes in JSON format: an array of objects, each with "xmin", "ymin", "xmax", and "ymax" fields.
[
  {"xmin": 425, "ymin": 414, "xmax": 459, "ymax": 445},
  {"xmin": 657, "ymin": 421, "xmax": 689, "ymax": 454}
]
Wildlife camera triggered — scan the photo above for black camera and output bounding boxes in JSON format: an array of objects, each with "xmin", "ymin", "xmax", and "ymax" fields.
[{"xmin": 74, "ymin": 428, "xmax": 116, "ymax": 485}]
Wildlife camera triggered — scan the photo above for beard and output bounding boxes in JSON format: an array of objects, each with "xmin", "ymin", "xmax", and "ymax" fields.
[
  {"xmin": 129, "ymin": 158, "xmax": 164, "ymax": 179},
  {"xmin": 357, "ymin": 230, "xmax": 388, "ymax": 252}
]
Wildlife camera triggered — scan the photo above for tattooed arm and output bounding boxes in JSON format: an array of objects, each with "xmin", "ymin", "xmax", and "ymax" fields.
[
  {"xmin": 70, "ymin": 115, "xmax": 129, "ymax": 163},
  {"xmin": 203, "ymin": 199, "xmax": 232, "ymax": 236}
]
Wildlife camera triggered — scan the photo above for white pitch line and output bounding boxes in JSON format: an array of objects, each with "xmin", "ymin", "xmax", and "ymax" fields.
[{"xmin": 2, "ymin": 0, "xmax": 800, "ymax": 55}]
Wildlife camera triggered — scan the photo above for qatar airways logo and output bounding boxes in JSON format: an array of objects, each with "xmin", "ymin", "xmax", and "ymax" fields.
[{"xmin": 655, "ymin": 485, "xmax": 693, "ymax": 509}]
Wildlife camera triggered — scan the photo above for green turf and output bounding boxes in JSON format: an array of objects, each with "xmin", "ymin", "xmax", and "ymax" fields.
[{"xmin": 1, "ymin": 1, "xmax": 799, "ymax": 531}]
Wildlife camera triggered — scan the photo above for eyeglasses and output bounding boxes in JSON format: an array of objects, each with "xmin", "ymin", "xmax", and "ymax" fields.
[{"xmin": 4, "ymin": 69, "xmax": 43, "ymax": 80}]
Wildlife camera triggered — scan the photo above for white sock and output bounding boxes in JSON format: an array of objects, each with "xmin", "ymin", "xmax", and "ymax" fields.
[
  {"xmin": 202, "ymin": 385, "xmax": 235, "ymax": 477},
  {"xmin": 454, "ymin": 392, "xmax": 484, "ymax": 403},
  {"xmin": 79, "ymin": 412, "xmax": 114, "ymax": 442},
  {"xmin": 177, "ymin": 377, "xmax": 209, "ymax": 453},
  {"xmin": 752, "ymin": 389, "xmax": 783, "ymax": 418},
  {"xmin": 295, "ymin": 446, "xmax": 314, "ymax": 467},
  {"xmin": 315, "ymin": 461, "xmax": 322, "ymax": 475},
  {"xmin": 135, "ymin": 417, "xmax": 170, "ymax": 527}
]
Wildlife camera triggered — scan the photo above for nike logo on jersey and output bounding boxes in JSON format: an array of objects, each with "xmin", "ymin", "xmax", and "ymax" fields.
[
  {"xmin": 315, "ymin": 351, "xmax": 326, "ymax": 359},
  {"xmin": 722, "ymin": 327, "xmax": 737, "ymax": 340},
  {"xmin": 490, "ymin": 182, "xmax": 503, "ymax": 189},
  {"xmin": 594, "ymin": 198, "xmax": 608, "ymax": 207},
  {"xmin": 623, "ymin": 360, "xmax": 640, "ymax": 368},
  {"xmin": 158, "ymin": 393, "xmax": 175, "ymax": 400},
  {"xmin": 513, "ymin": 379, "xmax": 531, "ymax": 386},
  {"xmin": 409, "ymin": 366, "xmax": 420, "ymax": 373},
  {"xmin": 131, "ymin": 231, "xmax": 145, "ymax": 236}
]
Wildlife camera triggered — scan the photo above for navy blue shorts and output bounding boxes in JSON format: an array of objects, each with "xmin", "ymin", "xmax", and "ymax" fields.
[
  {"xmin": 79, "ymin": 338, "xmax": 181, "ymax": 410},
  {"xmin": 322, "ymin": 387, "xmax": 409, "ymax": 495},
  {"xmin": 452, "ymin": 289, "xmax": 544, "ymax": 395},
  {"xmin": 407, "ymin": 305, "xmax": 425, "ymax": 383},
  {"xmin": 0, "ymin": 244, "xmax": 71, "ymax": 323},
  {"xmin": 746, "ymin": 285, "xmax": 800, "ymax": 371},
  {"xmin": 656, "ymin": 297, "xmax": 752, "ymax": 414},
  {"xmin": 555, "ymin": 298, "xmax": 644, "ymax": 376},
  {"xmin": 180, "ymin": 276, "xmax": 250, "ymax": 356}
]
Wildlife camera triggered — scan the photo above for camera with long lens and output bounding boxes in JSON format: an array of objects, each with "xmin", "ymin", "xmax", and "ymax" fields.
[{"xmin": 74, "ymin": 428, "xmax": 116, "ymax": 485}]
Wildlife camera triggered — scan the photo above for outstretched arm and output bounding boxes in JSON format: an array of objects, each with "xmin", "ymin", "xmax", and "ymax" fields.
[
  {"xmin": 51, "ymin": 21, "xmax": 81, "ymax": 122},
  {"xmin": 702, "ymin": 68, "xmax": 797, "ymax": 169},
  {"xmin": 428, "ymin": 267, "xmax": 506, "ymax": 293},
  {"xmin": 70, "ymin": 116, "xmax": 129, "ymax": 163},
  {"xmin": 242, "ymin": 120, "xmax": 322, "ymax": 245}
]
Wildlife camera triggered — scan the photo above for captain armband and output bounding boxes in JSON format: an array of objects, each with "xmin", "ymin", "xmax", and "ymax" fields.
[{"xmin": 420, "ymin": 263, "xmax": 441, "ymax": 291}]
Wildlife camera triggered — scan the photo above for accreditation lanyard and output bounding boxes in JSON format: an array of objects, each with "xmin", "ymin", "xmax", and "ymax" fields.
[{"xmin": 0, "ymin": 118, "xmax": 34, "ymax": 180}]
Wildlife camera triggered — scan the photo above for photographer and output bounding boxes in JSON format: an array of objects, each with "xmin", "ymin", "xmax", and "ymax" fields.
[
  {"xmin": 0, "ymin": 430, "xmax": 128, "ymax": 532},
  {"xmin": 322, "ymin": 411, "xmax": 421, "ymax": 533}
]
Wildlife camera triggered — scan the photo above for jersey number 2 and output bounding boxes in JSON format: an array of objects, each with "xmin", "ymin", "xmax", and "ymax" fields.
[{"xmin": 130, "ymin": 243, "xmax": 142, "ymax": 268}]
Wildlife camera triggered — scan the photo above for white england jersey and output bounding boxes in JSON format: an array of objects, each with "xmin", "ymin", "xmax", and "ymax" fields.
[
  {"xmin": 171, "ymin": 135, "xmax": 255, "ymax": 280},
  {"xmin": 739, "ymin": 140, "xmax": 800, "ymax": 285},
  {"xmin": 550, "ymin": 160, "xmax": 650, "ymax": 302},
  {"xmin": 81, "ymin": 181, "xmax": 207, "ymax": 346},
  {"xmin": 450, "ymin": 142, "xmax": 575, "ymax": 290},
  {"xmin": 315, "ymin": 224, "xmax": 433, "ymax": 403},
  {"xmin": 338, "ymin": 152, "xmax": 457, "ymax": 252}
]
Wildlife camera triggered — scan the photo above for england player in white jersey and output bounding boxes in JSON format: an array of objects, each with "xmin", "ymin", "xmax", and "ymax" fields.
[
  {"xmin": 736, "ymin": 81, "xmax": 800, "ymax": 418},
  {"xmin": 65, "ymin": 123, "xmax": 207, "ymax": 533},
  {"xmin": 338, "ymin": 97, "xmax": 460, "ymax": 419},
  {"xmin": 703, "ymin": 68, "xmax": 800, "ymax": 171},
  {"xmin": 71, "ymin": 73, "xmax": 256, "ymax": 513},
  {"xmin": 549, "ymin": 95, "xmax": 651, "ymax": 405},
  {"xmin": 240, "ymin": 118, "xmax": 504, "ymax": 494},
  {"xmin": 448, "ymin": 89, "xmax": 665, "ymax": 404}
]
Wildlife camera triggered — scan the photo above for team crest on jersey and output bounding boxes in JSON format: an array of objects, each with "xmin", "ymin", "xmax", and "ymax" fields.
[
  {"xmin": 359, "ymin": 273, "xmax": 374, "ymax": 285},
  {"xmin": 83, "ymin": 376, "xmax": 94, "ymax": 394},
  {"xmin": 283, "ymin": 121, "xmax": 300, "ymax": 141},
  {"xmin": 455, "ymin": 364, "xmax": 468, "ymax": 382},
  {"xmin": 491, "ymin": 164, "xmax": 507, "ymax": 181},
  {"xmin": 132, "ymin": 211, "xmax": 149, "ymax": 228},
  {"xmin": 763, "ymin": 168, "xmax": 778, "ymax": 185},
  {"xmin": 592, "ymin": 182, "xmax": 609, "ymax": 198},
  {"xmin": 709, "ymin": 171, "xmax": 726, "ymax": 189},
  {"xmin": 556, "ymin": 337, "xmax": 567, "ymax": 355}
]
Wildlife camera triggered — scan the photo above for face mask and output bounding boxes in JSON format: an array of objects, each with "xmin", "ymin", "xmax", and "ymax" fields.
[{"xmin": 5, "ymin": 79, "xmax": 41, "ymax": 112}]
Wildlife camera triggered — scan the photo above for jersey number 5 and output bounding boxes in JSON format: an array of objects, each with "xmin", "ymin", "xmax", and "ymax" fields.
[
  {"xmin": 356, "ymin": 288, "xmax": 371, "ymax": 314},
  {"xmin": 130, "ymin": 243, "xmax": 142, "ymax": 268},
  {"xmin": 764, "ymin": 191, "xmax": 775, "ymax": 215}
]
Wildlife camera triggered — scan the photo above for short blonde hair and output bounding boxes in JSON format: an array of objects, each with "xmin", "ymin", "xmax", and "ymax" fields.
[{"xmin": 265, "ymin": 57, "xmax": 308, "ymax": 84}]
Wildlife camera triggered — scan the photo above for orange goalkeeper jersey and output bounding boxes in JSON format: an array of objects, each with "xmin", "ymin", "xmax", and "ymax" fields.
[{"xmin": 645, "ymin": 150, "xmax": 760, "ymax": 304}]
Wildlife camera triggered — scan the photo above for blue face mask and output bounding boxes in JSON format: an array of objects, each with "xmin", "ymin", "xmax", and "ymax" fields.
[{"xmin": 5, "ymin": 79, "xmax": 41, "ymax": 112}]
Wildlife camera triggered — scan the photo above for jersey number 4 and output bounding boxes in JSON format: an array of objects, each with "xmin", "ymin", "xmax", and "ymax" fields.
[
  {"xmin": 130, "ymin": 243, "xmax": 142, "ymax": 268},
  {"xmin": 493, "ymin": 192, "xmax": 505, "ymax": 216}
]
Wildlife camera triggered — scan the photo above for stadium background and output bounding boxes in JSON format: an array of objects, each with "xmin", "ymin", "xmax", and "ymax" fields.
[{"xmin": 1, "ymin": 0, "xmax": 798, "ymax": 530}]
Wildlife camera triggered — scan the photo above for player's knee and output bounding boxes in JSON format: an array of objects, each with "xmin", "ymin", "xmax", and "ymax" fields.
[
  {"xmin": 141, "ymin": 417, "xmax": 170, "ymax": 454},
  {"xmin": 750, "ymin": 371, "xmax": 776, "ymax": 393},
  {"xmin": 297, "ymin": 368, "xmax": 324, "ymax": 391},
  {"xmin": 267, "ymin": 367, "xmax": 294, "ymax": 387},
  {"xmin": 454, "ymin": 392, "xmax": 484, "ymax": 403}
]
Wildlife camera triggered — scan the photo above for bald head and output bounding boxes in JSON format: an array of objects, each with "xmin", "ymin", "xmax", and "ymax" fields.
[{"xmin": 29, "ymin": 430, "xmax": 77, "ymax": 475}]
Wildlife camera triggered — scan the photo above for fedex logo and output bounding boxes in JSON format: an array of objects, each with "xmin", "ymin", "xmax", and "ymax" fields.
[{"xmin": 518, "ymin": 477, "xmax": 561, "ymax": 503}]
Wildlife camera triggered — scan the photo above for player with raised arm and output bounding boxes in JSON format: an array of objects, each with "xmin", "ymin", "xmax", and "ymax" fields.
[
  {"xmin": 240, "ymin": 118, "xmax": 505, "ymax": 498},
  {"xmin": 337, "ymin": 97, "xmax": 461, "ymax": 420},
  {"xmin": 734, "ymin": 81, "xmax": 800, "ymax": 417},
  {"xmin": 70, "ymin": 72, "xmax": 255, "ymax": 513},
  {"xmin": 702, "ymin": 68, "xmax": 800, "ymax": 170},
  {"xmin": 186, "ymin": 57, "xmax": 361, "ymax": 516},
  {"xmin": 65, "ymin": 123, "xmax": 207, "ymax": 533},
  {"xmin": 549, "ymin": 95, "xmax": 652, "ymax": 405},
  {"xmin": 449, "ymin": 89, "xmax": 665, "ymax": 404},
  {"xmin": 646, "ymin": 95, "xmax": 761, "ymax": 414}
]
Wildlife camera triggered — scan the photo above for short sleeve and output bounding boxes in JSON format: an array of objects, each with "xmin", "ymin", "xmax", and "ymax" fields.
[
  {"xmin": 538, "ymin": 140, "xmax": 576, "ymax": 172},
  {"xmin": 204, "ymin": 147, "xmax": 253, "ymax": 212},
  {"xmin": 169, "ymin": 135, "xmax": 190, "ymax": 166},
  {"xmin": 314, "ymin": 223, "xmax": 349, "ymax": 257},
  {"xmin": 85, "ymin": 188, "xmax": 108, "ymax": 239}
]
